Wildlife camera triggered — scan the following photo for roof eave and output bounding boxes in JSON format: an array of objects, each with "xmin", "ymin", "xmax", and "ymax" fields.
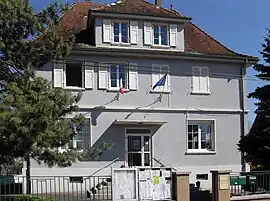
[
  {"xmin": 71, "ymin": 46, "xmax": 258, "ymax": 64},
  {"xmin": 90, "ymin": 10, "xmax": 192, "ymax": 23}
]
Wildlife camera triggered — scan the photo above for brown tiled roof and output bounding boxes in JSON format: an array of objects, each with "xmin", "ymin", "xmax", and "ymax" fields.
[
  {"xmin": 94, "ymin": 0, "xmax": 181, "ymax": 18},
  {"xmin": 52, "ymin": 0, "xmax": 254, "ymax": 58}
]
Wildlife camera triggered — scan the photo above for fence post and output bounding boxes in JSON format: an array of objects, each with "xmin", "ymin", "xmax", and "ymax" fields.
[
  {"xmin": 211, "ymin": 170, "xmax": 231, "ymax": 201},
  {"xmin": 173, "ymin": 172, "xmax": 190, "ymax": 201}
]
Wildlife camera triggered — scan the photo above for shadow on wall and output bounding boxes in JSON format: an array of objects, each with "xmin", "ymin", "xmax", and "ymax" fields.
[{"xmin": 90, "ymin": 124, "xmax": 126, "ymax": 162}]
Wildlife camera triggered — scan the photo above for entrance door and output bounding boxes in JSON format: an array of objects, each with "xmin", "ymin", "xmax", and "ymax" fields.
[{"xmin": 125, "ymin": 128, "xmax": 151, "ymax": 167}]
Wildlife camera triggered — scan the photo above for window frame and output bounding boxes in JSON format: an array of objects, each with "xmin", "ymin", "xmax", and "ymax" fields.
[
  {"xmin": 125, "ymin": 128, "xmax": 152, "ymax": 167},
  {"xmin": 59, "ymin": 118, "xmax": 92, "ymax": 152},
  {"xmin": 108, "ymin": 63, "xmax": 129, "ymax": 91},
  {"xmin": 191, "ymin": 66, "xmax": 210, "ymax": 95},
  {"xmin": 186, "ymin": 119, "xmax": 216, "ymax": 154},
  {"xmin": 151, "ymin": 64, "xmax": 171, "ymax": 93},
  {"xmin": 112, "ymin": 20, "xmax": 130, "ymax": 44},
  {"xmin": 152, "ymin": 23, "xmax": 169, "ymax": 47}
]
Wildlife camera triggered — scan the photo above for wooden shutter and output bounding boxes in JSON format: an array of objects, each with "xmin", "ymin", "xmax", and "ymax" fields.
[
  {"xmin": 84, "ymin": 62, "xmax": 94, "ymax": 89},
  {"xmin": 129, "ymin": 63, "xmax": 138, "ymax": 90},
  {"xmin": 53, "ymin": 60, "xmax": 64, "ymax": 88},
  {"xmin": 162, "ymin": 65, "xmax": 170, "ymax": 91},
  {"xmin": 200, "ymin": 67, "xmax": 209, "ymax": 92},
  {"xmin": 152, "ymin": 64, "xmax": 161, "ymax": 91},
  {"xmin": 144, "ymin": 22, "xmax": 152, "ymax": 45},
  {"xmin": 130, "ymin": 21, "xmax": 138, "ymax": 44},
  {"xmin": 169, "ymin": 24, "xmax": 177, "ymax": 47},
  {"xmin": 98, "ymin": 63, "xmax": 108, "ymax": 89},
  {"xmin": 192, "ymin": 67, "xmax": 200, "ymax": 92},
  {"xmin": 103, "ymin": 19, "xmax": 112, "ymax": 43}
]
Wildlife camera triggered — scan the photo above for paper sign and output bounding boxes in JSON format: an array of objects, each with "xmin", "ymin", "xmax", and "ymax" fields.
[
  {"xmin": 153, "ymin": 176, "xmax": 160, "ymax": 185},
  {"xmin": 219, "ymin": 175, "xmax": 229, "ymax": 190}
]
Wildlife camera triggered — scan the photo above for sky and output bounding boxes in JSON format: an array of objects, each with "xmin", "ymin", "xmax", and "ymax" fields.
[{"xmin": 30, "ymin": 0, "xmax": 270, "ymax": 124}]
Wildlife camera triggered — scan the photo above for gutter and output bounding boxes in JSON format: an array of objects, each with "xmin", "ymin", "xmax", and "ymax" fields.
[{"xmin": 71, "ymin": 47, "xmax": 259, "ymax": 64}]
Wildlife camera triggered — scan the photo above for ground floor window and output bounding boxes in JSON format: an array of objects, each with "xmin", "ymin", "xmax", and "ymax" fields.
[
  {"xmin": 125, "ymin": 128, "xmax": 151, "ymax": 167},
  {"xmin": 187, "ymin": 120, "xmax": 215, "ymax": 152}
]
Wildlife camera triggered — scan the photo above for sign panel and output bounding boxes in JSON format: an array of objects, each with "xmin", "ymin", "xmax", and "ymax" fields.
[{"xmin": 219, "ymin": 175, "xmax": 229, "ymax": 190}]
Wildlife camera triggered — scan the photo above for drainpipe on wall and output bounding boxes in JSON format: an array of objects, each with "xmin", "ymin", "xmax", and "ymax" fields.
[{"xmin": 240, "ymin": 59, "xmax": 248, "ymax": 172}]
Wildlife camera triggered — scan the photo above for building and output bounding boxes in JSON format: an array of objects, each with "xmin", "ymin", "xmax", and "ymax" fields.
[{"xmin": 25, "ymin": 0, "xmax": 258, "ymax": 189}]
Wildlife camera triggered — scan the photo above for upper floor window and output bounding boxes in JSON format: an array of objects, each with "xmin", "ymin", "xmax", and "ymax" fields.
[
  {"xmin": 192, "ymin": 66, "xmax": 210, "ymax": 94},
  {"xmin": 53, "ymin": 61, "xmax": 94, "ymax": 89},
  {"xmin": 153, "ymin": 25, "xmax": 168, "ymax": 46},
  {"xmin": 113, "ymin": 22, "xmax": 128, "ymax": 43},
  {"xmin": 151, "ymin": 64, "xmax": 171, "ymax": 93},
  {"xmin": 187, "ymin": 120, "xmax": 215, "ymax": 153},
  {"xmin": 109, "ymin": 64, "xmax": 128, "ymax": 89}
]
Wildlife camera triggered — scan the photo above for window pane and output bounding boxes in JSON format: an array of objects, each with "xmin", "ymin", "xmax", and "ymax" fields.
[
  {"xmin": 114, "ymin": 23, "xmax": 120, "ymax": 42},
  {"xmin": 128, "ymin": 153, "xmax": 142, "ymax": 166},
  {"xmin": 154, "ymin": 25, "xmax": 159, "ymax": 45},
  {"xmin": 110, "ymin": 65, "xmax": 118, "ymax": 87},
  {"xmin": 188, "ymin": 124, "xmax": 198, "ymax": 149},
  {"xmin": 160, "ymin": 26, "xmax": 167, "ymax": 45},
  {"xmin": 121, "ymin": 23, "xmax": 128, "ymax": 43},
  {"xmin": 144, "ymin": 136, "xmax": 150, "ymax": 151},
  {"xmin": 144, "ymin": 153, "xmax": 150, "ymax": 166},
  {"xmin": 128, "ymin": 136, "xmax": 141, "ymax": 151},
  {"xmin": 66, "ymin": 63, "xmax": 82, "ymax": 87},
  {"xmin": 119, "ymin": 65, "xmax": 126, "ymax": 88}
]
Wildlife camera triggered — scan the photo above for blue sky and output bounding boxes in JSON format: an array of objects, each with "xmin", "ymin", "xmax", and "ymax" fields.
[{"xmin": 31, "ymin": 0, "xmax": 270, "ymax": 123}]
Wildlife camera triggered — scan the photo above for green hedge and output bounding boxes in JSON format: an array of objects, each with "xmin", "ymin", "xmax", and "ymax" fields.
[{"xmin": 0, "ymin": 195, "xmax": 56, "ymax": 201}]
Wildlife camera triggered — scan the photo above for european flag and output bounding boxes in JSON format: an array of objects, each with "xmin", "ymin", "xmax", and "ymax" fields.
[{"xmin": 152, "ymin": 74, "xmax": 167, "ymax": 90}]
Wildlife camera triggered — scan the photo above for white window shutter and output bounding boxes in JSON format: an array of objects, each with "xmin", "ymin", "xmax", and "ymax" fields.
[
  {"xmin": 144, "ymin": 22, "xmax": 152, "ymax": 45},
  {"xmin": 192, "ymin": 67, "xmax": 200, "ymax": 92},
  {"xmin": 152, "ymin": 64, "xmax": 161, "ymax": 91},
  {"xmin": 129, "ymin": 63, "xmax": 138, "ymax": 90},
  {"xmin": 169, "ymin": 24, "xmax": 177, "ymax": 47},
  {"xmin": 103, "ymin": 19, "xmax": 112, "ymax": 43},
  {"xmin": 98, "ymin": 63, "xmax": 108, "ymax": 89},
  {"xmin": 53, "ymin": 61, "xmax": 64, "ymax": 88},
  {"xmin": 200, "ymin": 67, "xmax": 209, "ymax": 92},
  {"xmin": 130, "ymin": 21, "xmax": 138, "ymax": 44},
  {"xmin": 162, "ymin": 65, "xmax": 170, "ymax": 91},
  {"xmin": 84, "ymin": 62, "xmax": 94, "ymax": 89}
]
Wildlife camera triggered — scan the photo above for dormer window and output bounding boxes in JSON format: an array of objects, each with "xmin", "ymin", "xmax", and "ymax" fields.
[
  {"xmin": 153, "ymin": 25, "xmax": 168, "ymax": 46},
  {"xmin": 113, "ymin": 22, "xmax": 128, "ymax": 43}
]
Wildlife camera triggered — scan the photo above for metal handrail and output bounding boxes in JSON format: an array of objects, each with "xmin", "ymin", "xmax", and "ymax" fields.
[
  {"xmin": 153, "ymin": 157, "xmax": 179, "ymax": 171},
  {"xmin": 86, "ymin": 157, "xmax": 120, "ymax": 179}
]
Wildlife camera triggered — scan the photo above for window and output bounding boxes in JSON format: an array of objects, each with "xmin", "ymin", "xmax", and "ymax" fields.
[
  {"xmin": 65, "ymin": 62, "xmax": 83, "ymax": 88},
  {"xmin": 109, "ymin": 64, "xmax": 128, "ymax": 89},
  {"xmin": 192, "ymin": 67, "xmax": 210, "ymax": 93},
  {"xmin": 196, "ymin": 174, "xmax": 208, "ymax": 180},
  {"xmin": 113, "ymin": 22, "xmax": 128, "ymax": 43},
  {"xmin": 125, "ymin": 129, "xmax": 151, "ymax": 167},
  {"xmin": 152, "ymin": 64, "xmax": 170, "ymax": 92},
  {"xmin": 187, "ymin": 121, "xmax": 215, "ymax": 152},
  {"xmin": 153, "ymin": 25, "xmax": 168, "ymax": 46},
  {"xmin": 61, "ymin": 119, "xmax": 91, "ymax": 151},
  {"xmin": 53, "ymin": 60, "xmax": 94, "ymax": 89}
]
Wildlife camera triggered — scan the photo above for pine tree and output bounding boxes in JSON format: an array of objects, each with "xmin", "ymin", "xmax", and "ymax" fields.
[
  {"xmin": 238, "ymin": 29, "xmax": 270, "ymax": 170},
  {"xmin": 0, "ymin": 0, "xmax": 113, "ymax": 192}
]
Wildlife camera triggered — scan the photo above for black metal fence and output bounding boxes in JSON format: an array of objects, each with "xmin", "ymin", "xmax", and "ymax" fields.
[
  {"xmin": 0, "ymin": 175, "xmax": 112, "ymax": 201},
  {"xmin": 230, "ymin": 171, "xmax": 270, "ymax": 196}
]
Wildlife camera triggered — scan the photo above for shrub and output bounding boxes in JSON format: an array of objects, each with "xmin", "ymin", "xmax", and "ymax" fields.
[{"xmin": 0, "ymin": 195, "xmax": 56, "ymax": 201}]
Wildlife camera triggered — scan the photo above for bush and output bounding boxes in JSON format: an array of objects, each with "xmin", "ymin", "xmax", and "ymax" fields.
[{"xmin": 0, "ymin": 195, "xmax": 56, "ymax": 201}]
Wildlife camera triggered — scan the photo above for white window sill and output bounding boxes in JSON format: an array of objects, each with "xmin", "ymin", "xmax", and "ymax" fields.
[
  {"xmin": 151, "ymin": 45, "xmax": 170, "ymax": 49},
  {"xmin": 107, "ymin": 88, "xmax": 130, "ymax": 93},
  {"xmin": 64, "ymin": 87, "xmax": 85, "ymax": 91},
  {"xmin": 111, "ymin": 42, "xmax": 131, "ymax": 46},
  {"xmin": 150, "ymin": 89, "xmax": 172, "ymax": 94},
  {"xmin": 191, "ymin": 91, "xmax": 211, "ymax": 95},
  {"xmin": 186, "ymin": 150, "xmax": 216, "ymax": 155}
]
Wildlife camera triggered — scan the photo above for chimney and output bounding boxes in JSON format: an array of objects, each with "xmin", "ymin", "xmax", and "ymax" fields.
[{"xmin": 155, "ymin": 0, "xmax": 162, "ymax": 7}]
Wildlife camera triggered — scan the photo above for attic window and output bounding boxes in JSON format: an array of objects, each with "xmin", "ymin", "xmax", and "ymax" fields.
[
  {"xmin": 154, "ymin": 25, "xmax": 168, "ymax": 46},
  {"xmin": 113, "ymin": 22, "xmax": 128, "ymax": 43}
]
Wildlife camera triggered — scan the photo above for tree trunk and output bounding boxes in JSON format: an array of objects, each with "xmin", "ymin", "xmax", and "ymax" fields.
[{"xmin": 26, "ymin": 154, "xmax": 31, "ymax": 194}]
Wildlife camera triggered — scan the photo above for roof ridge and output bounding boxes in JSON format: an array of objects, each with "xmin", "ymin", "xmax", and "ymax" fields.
[
  {"xmin": 141, "ymin": 0, "xmax": 180, "ymax": 16},
  {"xmin": 189, "ymin": 22, "xmax": 238, "ymax": 56}
]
